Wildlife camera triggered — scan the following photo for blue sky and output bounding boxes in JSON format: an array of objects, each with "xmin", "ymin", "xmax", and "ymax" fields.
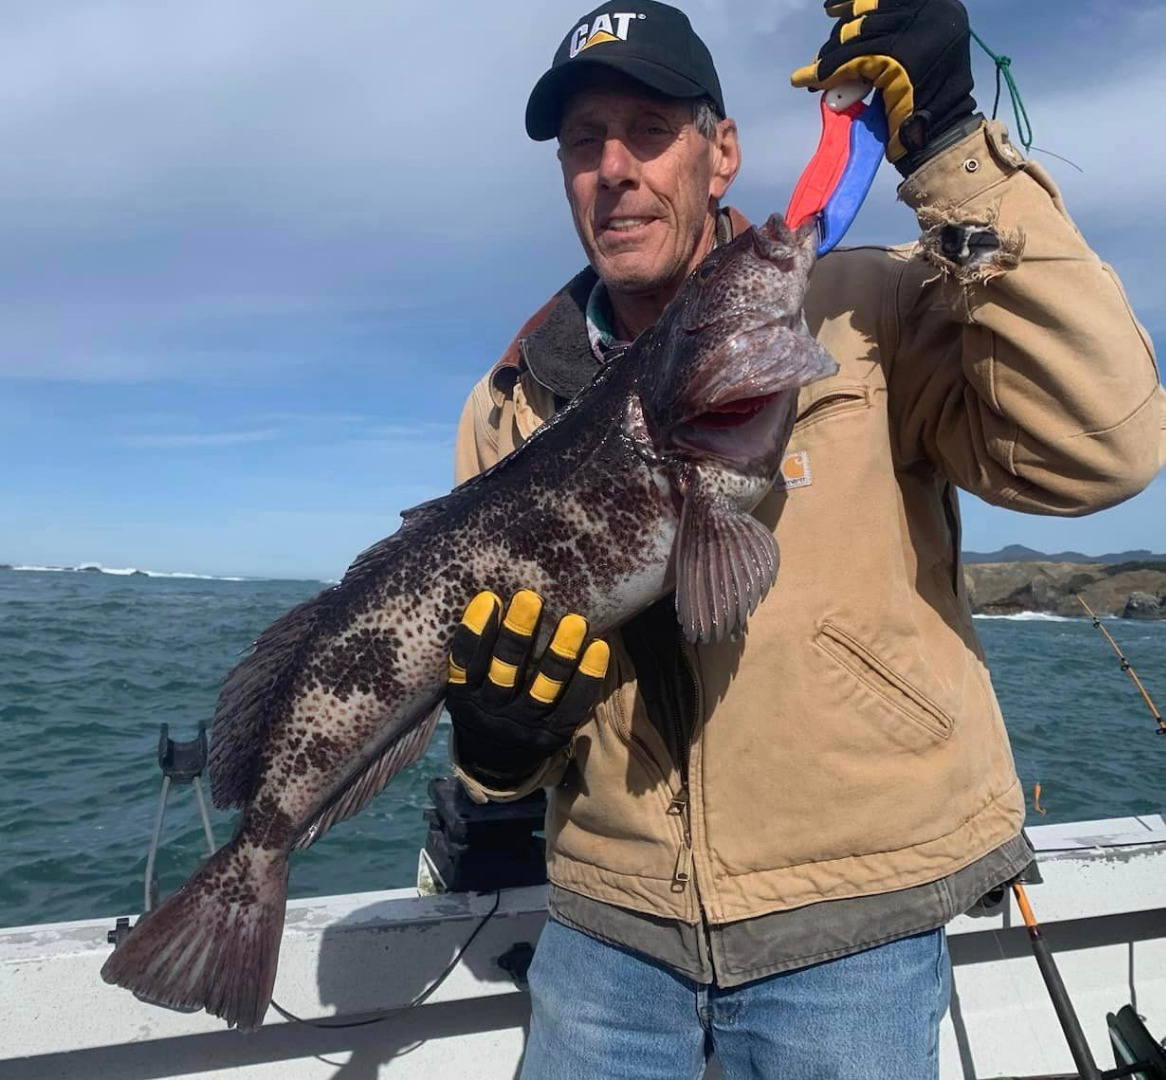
[{"xmin": 2, "ymin": 0, "xmax": 1162, "ymax": 579}]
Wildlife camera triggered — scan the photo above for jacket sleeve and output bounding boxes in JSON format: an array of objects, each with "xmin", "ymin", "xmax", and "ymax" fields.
[
  {"xmin": 453, "ymin": 376, "xmax": 501, "ymax": 486},
  {"xmin": 449, "ymin": 372, "xmax": 572, "ymax": 804},
  {"xmin": 452, "ymin": 732, "xmax": 572, "ymax": 806},
  {"xmin": 888, "ymin": 119, "xmax": 1164, "ymax": 514}
]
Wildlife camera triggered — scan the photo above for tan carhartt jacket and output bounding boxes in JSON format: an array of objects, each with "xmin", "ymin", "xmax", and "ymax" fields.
[{"xmin": 452, "ymin": 121, "xmax": 1166, "ymax": 926}]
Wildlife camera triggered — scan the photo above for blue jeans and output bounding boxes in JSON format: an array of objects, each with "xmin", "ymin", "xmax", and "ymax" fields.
[{"xmin": 520, "ymin": 918, "xmax": 950, "ymax": 1080}]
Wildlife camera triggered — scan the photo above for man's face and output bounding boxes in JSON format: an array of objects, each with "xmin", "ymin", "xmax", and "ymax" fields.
[{"xmin": 558, "ymin": 78, "xmax": 738, "ymax": 300}]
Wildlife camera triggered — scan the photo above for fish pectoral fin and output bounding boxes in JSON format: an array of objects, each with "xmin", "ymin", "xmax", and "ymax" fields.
[
  {"xmin": 675, "ymin": 485, "xmax": 779, "ymax": 645},
  {"xmin": 292, "ymin": 698, "xmax": 445, "ymax": 851}
]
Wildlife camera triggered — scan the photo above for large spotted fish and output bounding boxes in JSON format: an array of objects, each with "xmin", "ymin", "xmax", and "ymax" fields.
[{"xmin": 101, "ymin": 213, "xmax": 837, "ymax": 1029}]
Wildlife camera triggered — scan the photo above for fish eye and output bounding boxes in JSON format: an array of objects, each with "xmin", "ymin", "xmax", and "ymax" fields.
[{"xmin": 696, "ymin": 261, "xmax": 718, "ymax": 284}]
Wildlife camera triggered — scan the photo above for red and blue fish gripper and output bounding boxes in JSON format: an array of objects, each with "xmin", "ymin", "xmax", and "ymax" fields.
[{"xmin": 785, "ymin": 90, "xmax": 889, "ymax": 257}]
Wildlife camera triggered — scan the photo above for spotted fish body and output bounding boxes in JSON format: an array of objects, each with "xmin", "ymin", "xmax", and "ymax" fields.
[{"xmin": 100, "ymin": 213, "xmax": 838, "ymax": 1029}]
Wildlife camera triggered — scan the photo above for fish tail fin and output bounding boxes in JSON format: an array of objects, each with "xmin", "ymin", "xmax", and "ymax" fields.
[{"xmin": 100, "ymin": 841, "xmax": 288, "ymax": 1031}]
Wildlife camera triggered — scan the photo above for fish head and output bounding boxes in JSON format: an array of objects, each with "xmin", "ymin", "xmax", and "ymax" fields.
[{"xmin": 636, "ymin": 213, "xmax": 839, "ymax": 486}]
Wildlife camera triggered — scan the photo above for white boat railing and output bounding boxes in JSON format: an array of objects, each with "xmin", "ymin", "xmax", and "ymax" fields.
[{"xmin": 3, "ymin": 814, "xmax": 1164, "ymax": 1079}]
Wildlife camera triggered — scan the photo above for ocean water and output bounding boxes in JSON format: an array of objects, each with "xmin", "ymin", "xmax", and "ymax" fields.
[{"xmin": 2, "ymin": 568, "xmax": 1164, "ymax": 930}]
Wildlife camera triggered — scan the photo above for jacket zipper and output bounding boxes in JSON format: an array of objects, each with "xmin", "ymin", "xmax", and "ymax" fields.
[
  {"xmin": 666, "ymin": 785, "xmax": 692, "ymax": 889},
  {"xmin": 608, "ymin": 676, "xmax": 692, "ymax": 891},
  {"xmin": 666, "ymin": 623, "xmax": 700, "ymax": 891}
]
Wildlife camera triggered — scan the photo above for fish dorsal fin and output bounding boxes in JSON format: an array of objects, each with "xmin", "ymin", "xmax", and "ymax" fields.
[
  {"xmin": 292, "ymin": 699, "xmax": 444, "ymax": 851},
  {"xmin": 211, "ymin": 594, "xmax": 330, "ymax": 808},
  {"xmin": 396, "ymin": 349, "xmax": 634, "ymax": 529},
  {"xmin": 398, "ymin": 496, "xmax": 445, "ymax": 528},
  {"xmin": 675, "ymin": 481, "xmax": 779, "ymax": 644}
]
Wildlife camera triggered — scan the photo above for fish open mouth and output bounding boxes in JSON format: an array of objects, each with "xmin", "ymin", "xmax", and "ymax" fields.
[
  {"xmin": 670, "ymin": 390, "xmax": 798, "ymax": 470},
  {"xmin": 689, "ymin": 393, "xmax": 781, "ymax": 429},
  {"xmin": 657, "ymin": 310, "xmax": 838, "ymax": 470}
]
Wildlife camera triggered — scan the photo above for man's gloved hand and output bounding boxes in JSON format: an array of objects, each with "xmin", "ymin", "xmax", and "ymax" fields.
[
  {"xmin": 447, "ymin": 589, "xmax": 610, "ymax": 785},
  {"xmin": 791, "ymin": 0, "xmax": 979, "ymax": 174}
]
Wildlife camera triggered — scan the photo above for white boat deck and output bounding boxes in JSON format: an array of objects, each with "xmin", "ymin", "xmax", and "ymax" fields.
[{"xmin": 3, "ymin": 814, "xmax": 1165, "ymax": 1079}]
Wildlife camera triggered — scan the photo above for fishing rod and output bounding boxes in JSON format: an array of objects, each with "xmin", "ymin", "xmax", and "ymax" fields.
[
  {"xmin": 1001, "ymin": 881, "xmax": 1166, "ymax": 1080},
  {"xmin": 1074, "ymin": 593, "xmax": 1165, "ymax": 735},
  {"xmin": 1011, "ymin": 881, "xmax": 1104, "ymax": 1080}
]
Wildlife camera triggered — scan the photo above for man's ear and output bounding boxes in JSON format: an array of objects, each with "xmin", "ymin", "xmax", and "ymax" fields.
[{"xmin": 709, "ymin": 118, "xmax": 741, "ymax": 202}]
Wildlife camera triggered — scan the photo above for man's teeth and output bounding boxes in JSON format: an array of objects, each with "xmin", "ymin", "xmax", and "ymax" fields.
[{"xmin": 606, "ymin": 218, "xmax": 652, "ymax": 231}]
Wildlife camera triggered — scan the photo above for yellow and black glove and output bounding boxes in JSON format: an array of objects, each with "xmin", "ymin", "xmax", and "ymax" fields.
[
  {"xmin": 791, "ymin": 0, "xmax": 979, "ymax": 174},
  {"xmin": 447, "ymin": 589, "xmax": 610, "ymax": 785}
]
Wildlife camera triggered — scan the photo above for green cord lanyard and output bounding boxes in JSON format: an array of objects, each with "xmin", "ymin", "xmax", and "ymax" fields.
[{"xmin": 970, "ymin": 29, "xmax": 1033, "ymax": 151}]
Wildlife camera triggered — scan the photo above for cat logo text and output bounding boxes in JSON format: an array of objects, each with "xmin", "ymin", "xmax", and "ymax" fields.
[{"xmin": 569, "ymin": 12, "xmax": 646, "ymax": 58}]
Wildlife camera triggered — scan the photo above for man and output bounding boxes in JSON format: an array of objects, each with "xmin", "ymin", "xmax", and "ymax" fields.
[{"xmin": 446, "ymin": 2, "xmax": 1166, "ymax": 1077}]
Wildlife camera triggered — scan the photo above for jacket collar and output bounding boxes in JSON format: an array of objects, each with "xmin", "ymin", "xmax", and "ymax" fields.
[{"xmin": 523, "ymin": 266, "xmax": 600, "ymax": 403}]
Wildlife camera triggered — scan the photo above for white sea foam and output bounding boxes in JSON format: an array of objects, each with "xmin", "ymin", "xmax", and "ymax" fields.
[
  {"xmin": 150, "ymin": 571, "xmax": 248, "ymax": 582},
  {"xmin": 973, "ymin": 612, "xmax": 1079, "ymax": 622},
  {"xmin": 76, "ymin": 564, "xmax": 138, "ymax": 576},
  {"xmin": 10, "ymin": 562, "xmax": 338, "ymax": 584},
  {"xmin": 10, "ymin": 563, "xmax": 248, "ymax": 582}
]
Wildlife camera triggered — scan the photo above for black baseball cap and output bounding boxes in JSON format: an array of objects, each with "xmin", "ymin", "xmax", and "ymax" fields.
[{"xmin": 525, "ymin": 2, "xmax": 725, "ymax": 141}]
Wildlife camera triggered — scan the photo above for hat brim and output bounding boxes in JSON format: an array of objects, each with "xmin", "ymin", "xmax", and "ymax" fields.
[{"xmin": 525, "ymin": 56, "xmax": 717, "ymax": 141}]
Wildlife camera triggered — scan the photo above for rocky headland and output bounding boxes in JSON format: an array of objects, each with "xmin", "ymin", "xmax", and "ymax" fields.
[{"xmin": 964, "ymin": 560, "xmax": 1166, "ymax": 618}]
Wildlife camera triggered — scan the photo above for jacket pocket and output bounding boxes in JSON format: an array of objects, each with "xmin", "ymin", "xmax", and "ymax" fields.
[
  {"xmin": 794, "ymin": 384, "xmax": 870, "ymax": 430},
  {"xmin": 814, "ymin": 621, "xmax": 955, "ymax": 741},
  {"xmin": 609, "ymin": 692, "xmax": 669, "ymax": 785},
  {"xmin": 604, "ymin": 642, "xmax": 680, "ymax": 794}
]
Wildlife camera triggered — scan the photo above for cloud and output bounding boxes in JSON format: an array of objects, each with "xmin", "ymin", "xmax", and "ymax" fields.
[
  {"xmin": 1, "ymin": 0, "xmax": 1161, "ymax": 386},
  {"xmin": 110, "ymin": 416, "xmax": 453, "ymax": 452},
  {"xmin": 358, "ymin": 421, "xmax": 457, "ymax": 442},
  {"xmin": 116, "ymin": 428, "xmax": 284, "ymax": 449}
]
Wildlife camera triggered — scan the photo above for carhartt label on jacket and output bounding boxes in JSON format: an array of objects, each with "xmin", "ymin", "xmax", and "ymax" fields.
[{"xmin": 776, "ymin": 450, "xmax": 812, "ymax": 490}]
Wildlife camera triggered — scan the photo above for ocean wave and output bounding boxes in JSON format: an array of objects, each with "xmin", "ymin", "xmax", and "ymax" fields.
[
  {"xmin": 146, "ymin": 571, "xmax": 247, "ymax": 582},
  {"xmin": 7, "ymin": 563, "xmax": 337, "ymax": 584},
  {"xmin": 973, "ymin": 612, "xmax": 1079, "ymax": 622},
  {"xmin": 10, "ymin": 563, "xmax": 247, "ymax": 582}
]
